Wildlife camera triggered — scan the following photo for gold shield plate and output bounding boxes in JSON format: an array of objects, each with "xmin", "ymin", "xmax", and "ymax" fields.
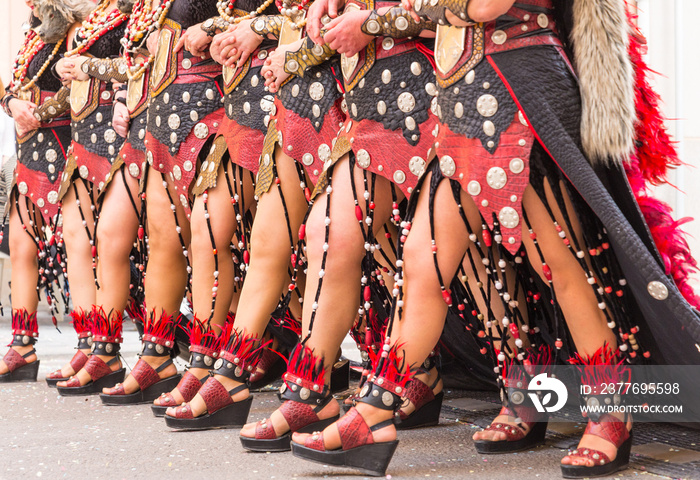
[
  {"xmin": 279, "ymin": 10, "xmax": 306, "ymax": 46},
  {"xmin": 151, "ymin": 29, "xmax": 173, "ymax": 89},
  {"xmin": 435, "ymin": 25, "xmax": 466, "ymax": 76},
  {"xmin": 127, "ymin": 74, "xmax": 145, "ymax": 113},
  {"xmin": 70, "ymin": 79, "xmax": 91, "ymax": 114},
  {"xmin": 222, "ymin": 65, "xmax": 236, "ymax": 86}
]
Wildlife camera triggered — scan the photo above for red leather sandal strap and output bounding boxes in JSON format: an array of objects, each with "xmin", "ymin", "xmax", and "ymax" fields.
[
  {"xmin": 3, "ymin": 348, "xmax": 28, "ymax": 372},
  {"xmin": 84, "ymin": 355, "xmax": 113, "ymax": 381},
  {"xmin": 584, "ymin": 414, "xmax": 630, "ymax": 448},
  {"xmin": 399, "ymin": 379, "xmax": 434, "ymax": 420},
  {"xmin": 199, "ymin": 376, "xmax": 235, "ymax": 414},
  {"xmin": 567, "ymin": 447, "xmax": 612, "ymax": 466},
  {"xmin": 130, "ymin": 358, "xmax": 162, "ymax": 390},
  {"xmin": 338, "ymin": 408, "xmax": 375, "ymax": 451},
  {"xmin": 69, "ymin": 350, "xmax": 89, "ymax": 373},
  {"xmin": 254, "ymin": 419, "xmax": 279, "ymax": 439},
  {"xmin": 482, "ymin": 422, "xmax": 527, "ymax": 441},
  {"xmin": 280, "ymin": 399, "xmax": 321, "ymax": 432}
]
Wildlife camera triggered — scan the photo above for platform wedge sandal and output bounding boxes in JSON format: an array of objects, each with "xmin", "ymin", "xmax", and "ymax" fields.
[
  {"xmin": 474, "ymin": 345, "xmax": 552, "ymax": 454},
  {"xmin": 0, "ymin": 310, "xmax": 40, "ymax": 383},
  {"xmin": 152, "ymin": 316, "xmax": 228, "ymax": 417},
  {"xmin": 46, "ymin": 310, "xmax": 92, "ymax": 387},
  {"xmin": 240, "ymin": 345, "xmax": 340, "ymax": 452},
  {"xmin": 291, "ymin": 344, "xmax": 410, "ymax": 477},
  {"xmin": 100, "ymin": 312, "xmax": 181, "ymax": 405},
  {"xmin": 164, "ymin": 330, "xmax": 263, "ymax": 430},
  {"xmin": 396, "ymin": 353, "xmax": 444, "ymax": 430},
  {"xmin": 561, "ymin": 345, "xmax": 632, "ymax": 478},
  {"xmin": 57, "ymin": 309, "xmax": 125, "ymax": 396}
]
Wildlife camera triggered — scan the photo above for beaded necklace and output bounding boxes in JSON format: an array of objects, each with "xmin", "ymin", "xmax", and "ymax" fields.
[
  {"xmin": 10, "ymin": 29, "xmax": 64, "ymax": 94},
  {"xmin": 66, "ymin": 0, "xmax": 128, "ymax": 56},
  {"xmin": 276, "ymin": 0, "xmax": 310, "ymax": 29},
  {"xmin": 122, "ymin": 0, "xmax": 172, "ymax": 80},
  {"xmin": 216, "ymin": 0, "xmax": 276, "ymax": 25}
]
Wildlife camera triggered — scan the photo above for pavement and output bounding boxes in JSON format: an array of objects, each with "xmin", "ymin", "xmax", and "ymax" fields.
[{"xmin": 1, "ymin": 307, "xmax": 699, "ymax": 480}]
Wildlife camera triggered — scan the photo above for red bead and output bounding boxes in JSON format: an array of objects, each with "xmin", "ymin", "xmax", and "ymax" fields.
[
  {"xmin": 304, "ymin": 188, "xmax": 311, "ymax": 202},
  {"xmin": 480, "ymin": 347, "xmax": 488, "ymax": 355},
  {"xmin": 555, "ymin": 339, "xmax": 563, "ymax": 349},
  {"xmin": 542, "ymin": 264, "xmax": 552, "ymax": 281},
  {"xmin": 369, "ymin": 202, "xmax": 375, "ymax": 210},
  {"xmin": 482, "ymin": 229, "xmax": 492, "ymax": 247},
  {"xmin": 243, "ymin": 250, "xmax": 250, "ymax": 264},
  {"xmin": 431, "ymin": 245, "xmax": 438, "ymax": 253},
  {"xmin": 457, "ymin": 304, "xmax": 465, "ymax": 311},
  {"xmin": 355, "ymin": 205, "xmax": 363, "ymax": 222},
  {"xmin": 385, "ymin": 232, "xmax": 391, "ymax": 239},
  {"xmin": 288, "ymin": 283, "xmax": 295, "ymax": 291},
  {"xmin": 604, "ymin": 286, "xmax": 613, "ymax": 294},
  {"xmin": 643, "ymin": 351, "xmax": 651, "ymax": 358},
  {"xmin": 291, "ymin": 253, "xmax": 297, "ymax": 266},
  {"xmin": 509, "ymin": 323, "xmax": 519, "ymax": 338},
  {"xmin": 364, "ymin": 286, "xmax": 371, "ymax": 301},
  {"xmin": 138, "ymin": 226, "xmax": 145, "ymax": 239},
  {"xmin": 442, "ymin": 289, "xmax": 452, "ymax": 305},
  {"xmin": 477, "ymin": 330, "xmax": 486, "ymax": 338},
  {"xmin": 298, "ymin": 224, "xmax": 305, "ymax": 240},
  {"xmin": 91, "ymin": 246, "xmax": 97, "ymax": 258}
]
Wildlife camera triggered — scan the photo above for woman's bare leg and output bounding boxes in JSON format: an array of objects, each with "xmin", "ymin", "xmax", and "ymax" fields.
[{"xmin": 0, "ymin": 197, "xmax": 42, "ymax": 373}]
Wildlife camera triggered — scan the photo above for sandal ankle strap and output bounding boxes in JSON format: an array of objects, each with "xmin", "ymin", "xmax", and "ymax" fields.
[
  {"xmin": 76, "ymin": 335, "xmax": 93, "ymax": 350},
  {"xmin": 189, "ymin": 350, "xmax": 218, "ymax": 369},
  {"xmin": 580, "ymin": 392, "xmax": 624, "ymax": 422},
  {"xmin": 357, "ymin": 379, "xmax": 404, "ymax": 411},
  {"xmin": 213, "ymin": 352, "xmax": 254, "ymax": 382},
  {"xmin": 10, "ymin": 334, "xmax": 37, "ymax": 347},
  {"xmin": 142, "ymin": 340, "xmax": 174, "ymax": 357},
  {"xmin": 92, "ymin": 340, "xmax": 121, "ymax": 356}
]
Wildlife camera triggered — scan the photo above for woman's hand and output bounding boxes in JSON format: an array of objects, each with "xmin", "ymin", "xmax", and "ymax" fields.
[
  {"xmin": 323, "ymin": 9, "xmax": 373, "ymax": 57},
  {"xmin": 400, "ymin": 0, "xmax": 421, "ymax": 23},
  {"xmin": 174, "ymin": 23, "xmax": 213, "ymax": 57},
  {"xmin": 112, "ymin": 101, "xmax": 130, "ymax": 138},
  {"xmin": 55, "ymin": 56, "xmax": 90, "ymax": 82},
  {"xmin": 260, "ymin": 40, "xmax": 302, "ymax": 93},
  {"xmin": 307, "ymin": 0, "xmax": 346, "ymax": 44},
  {"xmin": 219, "ymin": 20, "xmax": 264, "ymax": 69},
  {"xmin": 210, "ymin": 26, "xmax": 237, "ymax": 64},
  {"xmin": 9, "ymin": 98, "xmax": 40, "ymax": 136}
]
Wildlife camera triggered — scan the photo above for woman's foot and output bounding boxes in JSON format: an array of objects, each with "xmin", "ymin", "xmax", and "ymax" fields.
[
  {"xmin": 561, "ymin": 413, "xmax": 632, "ymax": 467},
  {"xmin": 240, "ymin": 392, "xmax": 340, "ymax": 440},
  {"xmin": 154, "ymin": 367, "xmax": 209, "ymax": 407},
  {"xmin": 292, "ymin": 402, "xmax": 395, "ymax": 449},
  {"xmin": 46, "ymin": 347, "xmax": 92, "ymax": 380},
  {"xmin": 399, "ymin": 367, "xmax": 443, "ymax": 417},
  {"xmin": 103, "ymin": 354, "xmax": 177, "ymax": 395},
  {"xmin": 56, "ymin": 353, "xmax": 123, "ymax": 388},
  {"xmin": 472, "ymin": 407, "xmax": 535, "ymax": 443},
  {"xmin": 0, "ymin": 345, "xmax": 38, "ymax": 374}
]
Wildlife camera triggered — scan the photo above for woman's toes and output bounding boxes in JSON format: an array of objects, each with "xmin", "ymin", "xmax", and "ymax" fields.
[{"xmin": 292, "ymin": 432, "xmax": 309, "ymax": 444}]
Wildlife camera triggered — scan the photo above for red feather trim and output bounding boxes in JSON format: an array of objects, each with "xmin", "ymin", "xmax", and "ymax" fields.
[
  {"xmin": 369, "ymin": 343, "xmax": 412, "ymax": 390},
  {"xmin": 624, "ymin": 14, "xmax": 700, "ymax": 308},
  {"xmin": 568, "ymin": 343, "xmax": 630, "ymax": 386},
  {"xmin": 184, "ymin": 315, "xmax": 228, "ymax": 355},
  {"xmin": 142, "ymin": 310, "xmax": 176, "ymax": 345},
  {"xmin": 10, "ymin": 309, "xmax": 38, "ymax": 337},
  {"xmin": 91, "ymin": 307, "xmax": 123, "ymax": 343},
  {"xmin": 269, "ymin": 308, "xmax": 302, "ymax": 337},
  {"xmin": 285, "ymin": 344, "xmax": 326, "ymax": 388},
  {"xmin": 69, "ymin": 309, "xmax": 91, "ymax": 336},
  {"xmin": 220, "ymin": 329, "xmax": 269, "ymax": 374},
  {"xmin": 501, "ymin": 344, "xmax": 553, "ymax": 387},
  {"xmin": 125, "ymin": 300, "xmax": 145, "ymax": 326}
]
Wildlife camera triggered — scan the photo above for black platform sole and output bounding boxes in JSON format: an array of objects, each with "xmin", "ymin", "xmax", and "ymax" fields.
[
  {"xmin": 151, "ymin": 404, "xmax": 168, "ymax": 417},
  {"xmin": 99, "ymin": 374, "xmax": 182, "ymax": 405},
  {"xmin": 397, "ymin": 391, "xmax": 444, "ymax": 430},
  {"xmin": 46, "ymin": 375, "xmax": 69, "ymax": 387},
  {"xmin": 0, "ymin": 360, "xmax": 40, "ymax": 383},
  {"xmin": 240, "ymin": 414, "xmax": 340, "ymax": 452},
  {"xmin": 292, "ymin": 439, "xmax": 398, "ymax": 477},
  {"xmin": 561, "ymin": 433, "xmax": 632, "ymax": 478},
  {"xmin": 249, "ymin": 356, "xmax": 287, "ymax": 392},
  {"xmin": 164, "ymin": 396, "xmax": 254, "ymax": 431},
  {"xmin": 330, "ymin": 360, "xmax": 350, "ymax": 393},
  {"xmin": 474, "ymin": 419, "xmax": 548, "ymax": 454},
  {"xmin": 56, "ymin": 368, "xmax": 127, "ymax": 396}
]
